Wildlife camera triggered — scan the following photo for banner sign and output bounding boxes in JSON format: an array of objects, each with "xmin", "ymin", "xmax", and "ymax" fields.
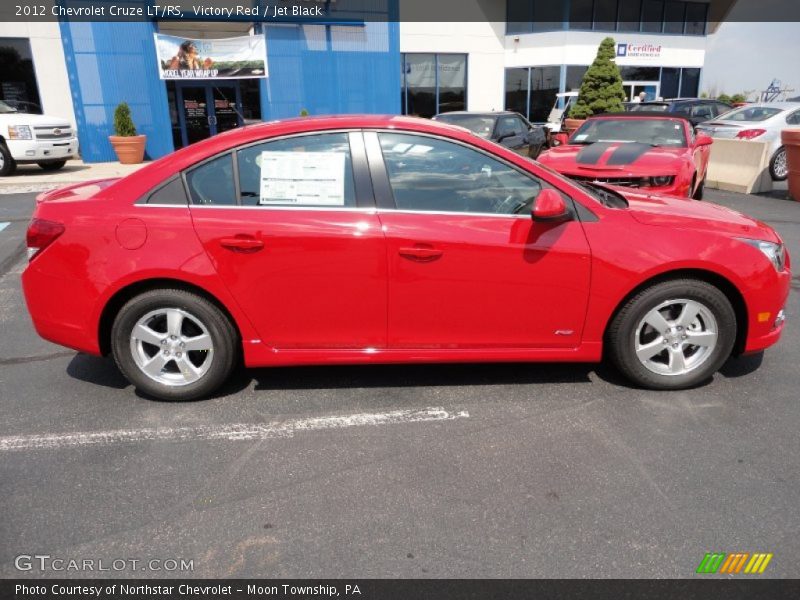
[{"xmin": 154, "ymin": 34, "xmax": 267, "ymax": 80}]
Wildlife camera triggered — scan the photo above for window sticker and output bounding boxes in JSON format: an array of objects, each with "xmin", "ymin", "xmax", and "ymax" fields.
[{"xmin": 259, "ymin": 151, "xmax": 346, "ymax": 206}]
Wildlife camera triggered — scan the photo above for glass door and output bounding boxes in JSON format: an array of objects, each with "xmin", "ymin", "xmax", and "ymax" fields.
[
  {"xmin": 176, "ymin": 82, "xmax": 243, "ymax": 148},
  {"xmin": 210, "ymin": 85, "xmax": 242, "ymax": 135},
  {"xmin": 625, "ymin": 82, "xmax": 660, "ymax": 102},
  {"xmin": 178, "ymin": 85, "xmax": 211, "ymax": 146}
]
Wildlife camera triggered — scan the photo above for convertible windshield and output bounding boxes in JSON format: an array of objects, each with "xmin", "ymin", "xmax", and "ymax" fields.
[
  {"xmin": 0, "ymin": 100, "xmax": 18, "ymax": 114},
  {"xmin": 434, "ymin": 114, "xmax": 496, "ymax": 139},
  {"xmin": 571, "ymin": 118, "xmax": 687, "ymax": 147}
]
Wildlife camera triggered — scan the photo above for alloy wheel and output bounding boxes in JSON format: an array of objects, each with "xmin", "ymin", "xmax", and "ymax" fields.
[{"xmin": 773, "ymin": 149, "xmax": 788, "ymax": 179}]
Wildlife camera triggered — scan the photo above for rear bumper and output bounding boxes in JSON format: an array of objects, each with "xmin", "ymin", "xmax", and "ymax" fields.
[{"xmin": 6, "ymin": 137, "xmax": 79, "ymax": 163}]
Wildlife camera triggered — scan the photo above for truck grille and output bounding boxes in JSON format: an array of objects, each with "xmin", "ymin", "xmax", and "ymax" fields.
[{"xmin": 33, "ymin": 126, "xmax": 73, "ymax": 140}]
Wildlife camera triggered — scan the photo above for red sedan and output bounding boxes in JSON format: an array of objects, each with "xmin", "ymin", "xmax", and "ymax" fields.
[
  {"xmin": 538, "ymin": 113, "xmax": 712, "ymax": 199},
  {"xmin": 22, "ymin": 115, "xmax": 789, "ymax": 400}
]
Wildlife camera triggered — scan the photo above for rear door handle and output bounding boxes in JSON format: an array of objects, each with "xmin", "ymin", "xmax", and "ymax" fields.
[
  {"xmin": 220, "ymin": 235, "xmax": 264, "ymax": 253},
  {"xmin": 398, "ymin": 246, "xmax": 443, "ymax": 262}
]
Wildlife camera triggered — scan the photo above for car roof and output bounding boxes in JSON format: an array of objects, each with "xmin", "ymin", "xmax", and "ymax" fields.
[
  {"xmin": 590, "ymin": 111, "xmax": 692, "ymax": 122},
  {"xmin": 434, "ymin": 111, "xmax": 514, "ymax": 118}
]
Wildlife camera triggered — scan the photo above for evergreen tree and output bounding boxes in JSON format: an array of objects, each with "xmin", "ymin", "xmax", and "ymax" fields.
[
  {"xmin": 113, "ymin": 103, "xmax": 137, "ymax": 137},
  {"xmin": 570, "ymin": 37, "xmax": 627, "ymax": 119}
]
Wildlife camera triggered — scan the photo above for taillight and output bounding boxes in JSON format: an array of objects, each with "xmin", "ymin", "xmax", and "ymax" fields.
[
  {"xmin": 26, "ymin": 218, "xmax": 64, "ymax": 261},
  {"xmin": 736, "ymin": 129, "xmax": 766, "ymax": 140}
]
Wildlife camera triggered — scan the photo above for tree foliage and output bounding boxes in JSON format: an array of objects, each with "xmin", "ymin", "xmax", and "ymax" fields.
[
  {"xmin": 569, "ymin": 37, "xmax": 627, "ymax": 119},
  {"xmin": 113, "ymin": 102, "xmax": 137, "ymax": 137}
]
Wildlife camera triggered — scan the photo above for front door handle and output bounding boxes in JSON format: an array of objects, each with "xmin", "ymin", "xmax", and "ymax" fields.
[
  {"xmin": 398, "ymin": 245, "xmax": 443, "ymax": 262},
  {"xmin": 220, "ymin": 235, "xmax": 264, "ymax": 253}
]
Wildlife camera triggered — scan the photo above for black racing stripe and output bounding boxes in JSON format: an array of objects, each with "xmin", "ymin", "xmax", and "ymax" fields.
[
  {"xmin": 575, "ymin": 142, "xmax": 615, "ymax": 165},
  {"xmin": 606, "ymin": 142, "xmax": 653, "ymax": 166}
]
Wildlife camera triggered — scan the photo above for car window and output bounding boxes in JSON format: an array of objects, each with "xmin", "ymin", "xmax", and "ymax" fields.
[
  {"xmin": 713, "ymin": 103, "xmax": 732, "ymax": 117},
  {"xmin": 377, "ymin": 132, "xmax": 547, "ymax": 215},
  {"xmin": 496, "ymin": 116, "xmax": 525, "ymax": 138},
  {"xmin": 786, "ymin": 110, "xmax": 800, "ymax": 125},
  {"xmin": 718, "ymin": 106, "xmax": 783, "ymax": 122},
  {"xmin": 572, "ymin": 118, "xmax": 687, "ymax": 147},
  {"xmin": 185, "ymin": 154, "xmax": 236, "ymax": 206},
  {"xmin": 434, "ymin": 114, "xmax": 496, "ymax": 139},
  {"xmin": 690, "ymin": 104, "xmax": 714, "ymax": 120},
  {"xmin": 672, "ymin": 104, "xmax": 691, "ymax": 116},
  {"xmin": 237, "ymin": 133, "xmax": 356, "ymax": 207},
  {"xmin": 145, "ymin": 177, "xmax": 188, "ymax": 205}
]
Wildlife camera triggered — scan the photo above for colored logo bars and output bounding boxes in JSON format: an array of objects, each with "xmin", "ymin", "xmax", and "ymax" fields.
[{"xmin": 696, "ymin": 552, "xmax": 773, "ymax": 574}]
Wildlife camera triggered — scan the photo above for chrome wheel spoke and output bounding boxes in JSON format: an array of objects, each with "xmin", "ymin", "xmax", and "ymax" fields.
[
  {"xmin": 643, "ymin": 308, "xmax": 670, "ymax": 333},
  {"xmin": 132, "ymin": 323, "xmax": 164, "ymax": 347},
  {"xmin": 676, "ymin": 300, "xmax": 702, "ymax": 329},
  {"xmin": 176, "ymin": 356, "xmax": 203, "ymax": 383},
  {"xmin": 182, "ymin": 333, "xmax": 212, "ymax": 352},
  {"xmin": 636, "ymin": 338, "xmax": 665, "ymax": 361},
  {"xmin": 668, "ymin": 347, "xmax": 687, "ymax": 373},
  {"xmin": 686, "ymin": 330, "xmax": 716, "ymax": 347},
  {"xmin": 166, "ymin": 309, "xmax": 184, "ymax": 337},
  {"xmin": 142, "ymin": 353, "xmax": 170, "ymax": 378}
]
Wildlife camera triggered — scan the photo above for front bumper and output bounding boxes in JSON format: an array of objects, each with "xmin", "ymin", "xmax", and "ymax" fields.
[
  {"xmin": 742, "ymin": 268, "xmax": 791, "ymax": 354},
  {"xmin": 6, "ymin": 137, "xmax": 79, "ymax": 163}
]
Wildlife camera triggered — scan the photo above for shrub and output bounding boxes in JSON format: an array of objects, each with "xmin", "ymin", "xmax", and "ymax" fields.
[
  {"xmin": 113, "ymin": 103, "xmax": 137, "ymax": 137},
  {"xmin": 299, "ymin": 108, "xmax": 309, "ymax": 117},
  {"xmin": 569, "ymin": 37, "xmax": 627, "ymax": 119}
]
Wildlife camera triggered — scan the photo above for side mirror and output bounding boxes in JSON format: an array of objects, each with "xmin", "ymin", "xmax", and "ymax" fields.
[
  {"xmin": 696, "ymin": 134, "xmax": 713, "ymax": 146},
  {"xmin": 496, "ymin": 131, "xmax": 515, "ymax": 143},
  {"xmin": 532, "ymin": 189, "xmax": 571, "ymax": 223}
]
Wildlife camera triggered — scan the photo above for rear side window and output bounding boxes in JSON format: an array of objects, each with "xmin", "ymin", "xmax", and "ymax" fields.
[
  {"xmin": 185, "ymin": 154, "xmax": 236, "ymax": 205},
  {"xmin": 786, "ymin": 110, "xmax": 800, "ymax": 125},
  {"xmin": 236, "ymin": 133, "xmax": 356, "ymax": 208},
  {"xmin": 140, "ymin": 176, "xmax": 188, "ymax": 205}
]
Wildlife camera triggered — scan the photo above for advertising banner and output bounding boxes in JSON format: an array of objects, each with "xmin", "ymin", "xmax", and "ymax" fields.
[{"xmin": 154, "ymin": 33, "xmax": 267, "ymax": 80}]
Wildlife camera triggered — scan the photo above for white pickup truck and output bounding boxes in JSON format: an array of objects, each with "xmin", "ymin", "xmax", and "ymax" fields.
[{"xmin": 0, "ymin": 100, "xmax": 79, "ymax": 176}]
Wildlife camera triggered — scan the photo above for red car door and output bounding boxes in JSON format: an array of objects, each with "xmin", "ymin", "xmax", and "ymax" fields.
[
  {"xmin": 187, "ymin": 131, "xmax": 387, "ymax": 350},
  {"xmin": 365, "ymin": 131, "xmax": 592, "ymax": 349}
]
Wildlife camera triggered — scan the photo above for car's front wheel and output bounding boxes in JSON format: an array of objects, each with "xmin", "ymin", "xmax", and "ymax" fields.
[
  {"xmin": 607, "ymin": 279, "xmax": 736, "ymax": 390},
  {"xmin": 111, "ymin": 289, "xmax": 238, "ymax": 401},
  {"xmin": 0, "ymin": 142, "xmax": 17, "ymax": 176},
  {"xmin": 769, "ymin": 146, "xmax": 787, "ymax": 181}
]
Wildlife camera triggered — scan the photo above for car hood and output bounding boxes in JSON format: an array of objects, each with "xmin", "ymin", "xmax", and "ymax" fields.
[
  {"xmin": 0, "ymin": 112, "xmax": 72, "ymax": 128},
  {"xmin": 539, "ymin": 142, "xmax": 686, "ymax": 174},
  {"xmin": 620, "ymin": 189, "xmax": 780, "ymax": 242}
]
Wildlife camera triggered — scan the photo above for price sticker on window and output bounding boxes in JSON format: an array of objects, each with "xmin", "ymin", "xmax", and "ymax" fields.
[{"xmin": 259, "ymin": 151, "xmax": 346, "ymax": 206}]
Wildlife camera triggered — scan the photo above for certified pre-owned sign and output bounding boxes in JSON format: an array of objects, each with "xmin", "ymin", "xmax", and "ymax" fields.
[{"xmin": 617, "ymin": 43, "xmax": 662, "ymax": 59}]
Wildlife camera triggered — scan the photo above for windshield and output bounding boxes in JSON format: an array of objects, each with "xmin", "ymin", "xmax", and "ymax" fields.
[
  {"xmin": 628, "ymin": 104, "xmax": 670, "ymax": 112},
  {"xmin": 434, "ymin": 114, "xmax": 496, "ymax": 139},
  {"xmin": 716, "ymin": 106, "xmax": 783, "ymax": 122},
  {"xmin": 0, "ymin": 100, "xmax": 17, "ymax": 114},
  {"xmin": 571, "ymin": 118, "xmax": 686, "ymax": 147}
]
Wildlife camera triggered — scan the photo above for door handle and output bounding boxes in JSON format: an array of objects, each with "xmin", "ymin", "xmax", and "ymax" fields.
[
  {"xmin": 220, "ymin": 235, "xmax": 264, "ymax": 253},
  {"xmin": 398, "ymin": 245, "xmax": 443, "ymax": 262}
]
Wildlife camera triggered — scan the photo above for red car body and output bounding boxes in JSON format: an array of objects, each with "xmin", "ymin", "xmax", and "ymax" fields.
[
  {"xmin": 21, "ymin": 115, "xmax": 789, "ymax": 393},
  {"xmin": 538, "ymin": 114, "xmax": 712, "ymax": 198}
]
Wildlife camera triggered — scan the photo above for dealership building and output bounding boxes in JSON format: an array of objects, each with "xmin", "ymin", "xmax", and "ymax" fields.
[{"xmin": 0, "ymin": 0, "xmax": 735, "ymax": 162}]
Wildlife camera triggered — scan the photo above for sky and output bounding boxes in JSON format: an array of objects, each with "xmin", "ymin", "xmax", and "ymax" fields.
[{"xmin": 702, "ymin": 21, "xmax": 800, "ymax": 100}]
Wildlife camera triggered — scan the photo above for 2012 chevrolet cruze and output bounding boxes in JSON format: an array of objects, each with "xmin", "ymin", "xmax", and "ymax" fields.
[{"xmin": 22, "ymin": 115, "xmax": 790, "ymax": 400}]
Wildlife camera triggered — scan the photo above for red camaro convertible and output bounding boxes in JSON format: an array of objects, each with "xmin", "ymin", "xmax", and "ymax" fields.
[
  {"xmin": 22, "ymin": 115, "xmax": 789, "ymax": 400},
  {"xmin": 538, "ymin": 113, "xmax": 712, "ymax": 199}
]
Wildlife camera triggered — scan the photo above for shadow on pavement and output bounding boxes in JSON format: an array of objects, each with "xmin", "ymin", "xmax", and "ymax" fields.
[{"xmin": 719, "ymin": 351, "xmax": 764, "ymax": 378}]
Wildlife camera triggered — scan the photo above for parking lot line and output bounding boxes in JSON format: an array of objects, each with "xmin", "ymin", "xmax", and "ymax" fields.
[
  {"xmin": 0, "ymin": 406, "xmax": 470, "ymax": 452},
  {"xmin": 0, "ymin": 222, "xmax": 10, "ymax": 232}
]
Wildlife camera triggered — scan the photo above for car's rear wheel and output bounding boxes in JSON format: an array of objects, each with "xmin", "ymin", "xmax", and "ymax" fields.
[
  {"xmin": 607, "ymin": 279, "xmax": 736, "ymax": 390},
  {"xmin": 0, "ymin": 142, "xmax": 17, "ymax": 176},
  {"xmin": 769, "ymin": 146, "xmax": 787, "ymax": 181},
  {"xmin": 37, "ymin": 160, "xmax": 67, "ymax": 171},
  {"xmin": 111, "ymin": 289, "xmax": 237, "ymax": 401}
]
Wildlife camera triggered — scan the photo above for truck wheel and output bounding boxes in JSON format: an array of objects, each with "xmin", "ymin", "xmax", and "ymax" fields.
[
  {"xmin": 37, "ymin": 160, "xmax": 67, "ymax": 171},
  {"xmin": 0, "ymin": 142, "xmax": 17, "ymax": 176}
]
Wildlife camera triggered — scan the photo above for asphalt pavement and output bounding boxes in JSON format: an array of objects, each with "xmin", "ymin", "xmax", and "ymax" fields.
[{"xmin": 0, "ymin": 189, "xmax": 798, "ymax": 578}]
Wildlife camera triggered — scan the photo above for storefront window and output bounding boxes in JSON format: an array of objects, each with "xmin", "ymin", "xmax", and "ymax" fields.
[
  {"xmin": 684, "ymin": 2, "xmax": 708, "ymax": 35},
  {"xmin": 401, "ymin": 53, "xmax": 466, "ymax": 118},
  {"xmin": 569, "ymin": 0, "xmax": 594, "ymax": 29},
  {"xmin": 680, "ymin": 68, "xmax": 701, "ymax": 97},
  {"xmin": 619, "ymin": 66, "xmax": 661, "ymax": 81},
  {"xmin": 641, "ymin": 0, "xmax": 666, "ymax": 32},
  {"xmin": 566, "ymin": 66, "xmax": 588, "ymax": 93},
  {"xmin": 660, "ymin": 67, "xmax": 680, "ymax": 99},
  {"xmin": 663, "ymin": 1, "xmax": 687, "ymax": 33},
  {"xmin": 593, "ymin": 0, "xmax": 619, "ymax": 31},
  {"xmin": 0, "ymin": 38, "xmax": 42, "ymax": 113},
  {"xmin": 505, "ymin": 68, "xmax": 529, "ymax": 116},
  {"xmin": 617, "ymin": 0, "xmax": 642, "ymax": 32},
  {"xmin": 529, "ymin": 66, "xmax": 560, "ymax": 123}
]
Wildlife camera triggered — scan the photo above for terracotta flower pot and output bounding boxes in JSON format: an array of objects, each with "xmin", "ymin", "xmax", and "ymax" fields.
[
  {"xmin": 782, "ymin": 128, "xmax": 800, "ymax": 201},
  {"xmin": 564, "ymin": 118, "xmax": 586, "ymax": 136},
  {"xmin": 109, "ymin": 135, "xmax": 146, "ymax": 164}
]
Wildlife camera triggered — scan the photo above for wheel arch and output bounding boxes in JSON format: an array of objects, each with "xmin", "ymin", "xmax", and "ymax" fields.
[
  {"xmin": 603, "ymin": 268, "xmax": 749, "ymax": 356},
  {"xmin": 98, "ymin": 277, "xmax": 243, "ymax": 356}
]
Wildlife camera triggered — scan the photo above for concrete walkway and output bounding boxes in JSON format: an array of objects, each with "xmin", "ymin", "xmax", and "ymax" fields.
[{"xmin": 0, "ymin": 159, "xmax": 148, "ymax": 194}]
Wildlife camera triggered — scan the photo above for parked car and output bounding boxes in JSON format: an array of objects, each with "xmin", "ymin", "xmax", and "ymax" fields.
[
  {"xmin": 537, "ymin": 112, "xmax": 712, "ymax": 199},
  {"xmin": 22, "ymin": 115, "xmax": 789, "ymax": 400},
  {"xmin": 0, "ymin": 100, "xmax": 78, "ymax": 176},
  {"xmin": 432, "ymin": 111, "xmax": 546, "ymax": 158},
  {"xmin": 626, "ymin": 98, "xmax": 733, "ymax": 126},
  {"xmin": 696, "ymin": 102, "xmax": 800, "ymax": 181}
]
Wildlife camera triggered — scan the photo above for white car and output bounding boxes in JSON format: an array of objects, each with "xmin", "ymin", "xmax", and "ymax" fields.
[
  {"xmin": 0, "ymin": 100, "xmax": 79, "ymax": 176},
  {"xmin": 696, "ymin": 102, "xmax": 800, "ymax": 181}
]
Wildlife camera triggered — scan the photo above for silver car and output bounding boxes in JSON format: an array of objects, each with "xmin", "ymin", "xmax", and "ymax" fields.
[{"xmin": 697, "ymin": 102, "xmax": 800, "ymax": 181}]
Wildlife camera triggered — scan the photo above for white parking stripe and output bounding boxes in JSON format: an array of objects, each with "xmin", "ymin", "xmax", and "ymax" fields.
[
  {"xmin": 0, "ymin": 406, "xmax": 470, "ymax": 452},
  {"xmin": 0, "ymin": 222, "xmax": 10, "ymax": 232}
]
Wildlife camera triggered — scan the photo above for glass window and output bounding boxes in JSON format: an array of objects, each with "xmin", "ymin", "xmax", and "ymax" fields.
[
  {"xmin": 507, "ymin": 0, "xmax": 533, "ymax": 34},
  {"xmin": 437, "ymin": 54, "xmax": 467, "ymax": 114},
  {"xmin": 505, "ymin": 68, "xmax": 529, "ymax": 117},
  {"xmin": 236, "ymin": 133, "xmax": 356, "ymax": 208},
  {"xmin": 684, "ymin": 1, "xmax": 708, "ymax": 35},
  {"xmin": 690, "ymin": 103, "xmax": 714, "ymax": 121},
  {"xmin": 572, "ymin": 117, "xmax": 687, "ymax": 147},
  {"xmin": 618, "ymin": 0, "xmax": 642, "ymax": 31},
  {"xmin": 403, "ymin": 54, "xmax": 436, "ymax": 118},
  {"xmin": 0, "ymin": 37, "xmax": 43, "ymax": 114},
  {"xmin": 146, "ymin": 177, "xmax": 188, "ymax": 205},
  {"xmin": 435, "ymin": 113, "xmax": 498, "ymax": 139},
  {"xmin": 496, "ymin": 116, "xmax": 526, "ymax": 138},
  {"xmin": 713, "ymin": 102, "xmax": 732, "ymax": 117},
  {"xmin": 529, "ymin": 66, "xmax": 560, "ymax": 123},
  {"xmin": 620, "ymin": 66, "xmax": 661, "ymax": 81},
  {"xmin": 570, "ymin": 0, "xmax": 594, "ymax": 29},
  {"xmin": 185, "ymin": 154, "xmax": 236, "ymax": 206},
  {"xmin": 663, "ymin": 1, "xmax": 686, "ymax": 33},
  {"xmin": 680, "ymin": 68, "xmax": 700, "ymax": 97},
  {"xmin": 641, "ymin": 0, "xmax": 664, "ymax": 32},
  {"xmin": 566, "ymin": 66, "xmax": 588, "ymax": 93},
  {"xmin": 660, "ymin": 67, "xmax": 680, "ymax": 99},
  {"xmin": 593, "ymin": 0, "xmax": 619, "ymax": 31},
  {"xmin": 719, "ymin": 106, "xmax": 783, "ymax": 122},
  {"xmin": 786, "ymin": 110, "xmax": 800, "ymax": 126},
  {"xmin": 378, "ymin": 132, "xmax": 546, "ymax": 215},
  {"xmin": 402, "ymin": 54, "xmax": 466, "ymax": 118},
  {"xmin": 532, "ymin": 0, "xmax": 567, "ymax": 32}
]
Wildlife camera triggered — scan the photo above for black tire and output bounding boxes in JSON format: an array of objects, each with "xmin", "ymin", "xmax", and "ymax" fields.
[
  {"xmin": 0, "ymin": 142, "xmax": 17, "ymax": 176},
  {"xmin": 37, "ymin": 160, "xmax": 67, "ymax": 171},
  {"xmin": 111, "ymin": 289, "xmax": 238, "ymax": 401},
  {"xmin": 692, "ymin": 176, "xmax": 704, "ymax": 200},
  {"xmin": 607, "ymin": 279, "xmax": 736, "ymax": 390},
  {"xmin": 769, "ymin": 146, "xmax": 787, "ymax": 181}
]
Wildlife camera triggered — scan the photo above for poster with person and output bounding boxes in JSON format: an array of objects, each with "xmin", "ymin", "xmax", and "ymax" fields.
[{"xmin": 154, "ymin": 33, "xmax": 268, "ymax": 80}]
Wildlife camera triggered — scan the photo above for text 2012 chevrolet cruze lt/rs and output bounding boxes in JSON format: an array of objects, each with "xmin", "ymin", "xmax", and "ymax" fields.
[{"xmin": 22, "ymin": 116, "xmax": 790, "ymax": 401}]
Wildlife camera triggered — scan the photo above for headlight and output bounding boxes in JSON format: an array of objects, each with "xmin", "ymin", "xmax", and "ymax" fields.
[
  {"xmin": 8, "ymin": 125, "xmax": 32, "ymax": 140},
  {"xmin": 738, "ymin": 238, "xmax": 786, "ymax": 271},
  {"xmin": 645, "ymin": 175, "xmax": 675, "ymax": 187}
]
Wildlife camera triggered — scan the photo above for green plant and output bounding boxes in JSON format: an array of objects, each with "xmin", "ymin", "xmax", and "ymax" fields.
[
  {"xmin": 717, "ymin": 93, "xmax": 732, "ymax": 104},
  {"xmin": 299, "ymin": 108, "xmax": 309, "ymax": 117},
  {"xmin": 730, "ymin": 93, "xmax": 747, "ymax": 104},
  {"xmin": 113, "ymin": 102, "xmax": 137, "ymax": 137},
  {"xmin": 699, "ymin": 91, "xmax": 709, "ymax": 99},
  {"xmin": 569, "ymin": 37, "xmax": 627, "ymax": 119}
]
